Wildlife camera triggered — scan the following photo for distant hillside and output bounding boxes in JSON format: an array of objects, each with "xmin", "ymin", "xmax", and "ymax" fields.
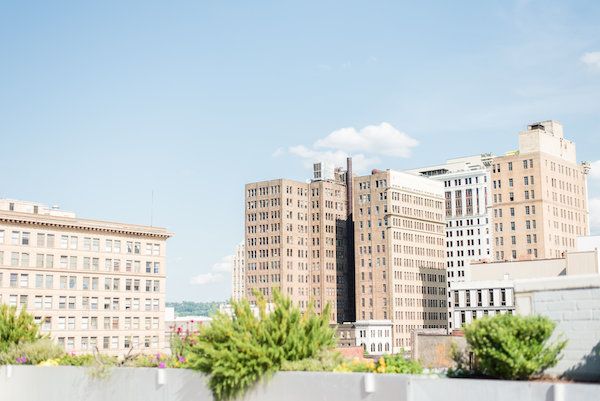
[{"xmin": 166, "ymin": 301, "xmax": 225, "ymax": 317}]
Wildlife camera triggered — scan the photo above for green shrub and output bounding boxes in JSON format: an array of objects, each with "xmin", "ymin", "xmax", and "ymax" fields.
[
  {"xmin": 379, "ymin": 354, "xmax": 423, "ymax": 374},
  {"xmin": 463, "ymin": 314, "xmax": 566, "ymax": 380},
  {"xmin": 280, "ymin": 350, "xmax": 343, "ymax": 372},
  {"xmin": 0, "ymin": 305, "xmax": 40, "ymax": 353},
  {"xmin": 186, "ymin": 291, "xmax": 336, "ymax": 400},
  {"xmin": 0, "ymin": 338, "xmax": 64, "ymax": 365},
  {"xmin": 58, "ymin": 353, "xmax": 95, "ymax": 366}
]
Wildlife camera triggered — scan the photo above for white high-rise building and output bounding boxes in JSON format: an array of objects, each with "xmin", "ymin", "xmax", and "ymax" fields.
[
  {"xmin": 407, "ymin": 155, "xmax": 494, "ymax": 282},
  {"xmin": 407, "ymin": 155, "xmax": 494, "ymax": 332},
  {"xmin": 231, "ymin": 242, "xmax": 245, "ymax": 301}
]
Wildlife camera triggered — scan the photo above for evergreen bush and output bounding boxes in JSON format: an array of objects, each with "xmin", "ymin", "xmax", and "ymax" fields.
[
  {"xmin": 186, "ymin": 291, "xmax": 336, "ymax": 400},
  {"xmin": 463, "ymin": 314, "xmax": 566, "ymax": 380},
  {"xmin": 0, "ymin": 305, "xmax": 40, "ymax": 353}
]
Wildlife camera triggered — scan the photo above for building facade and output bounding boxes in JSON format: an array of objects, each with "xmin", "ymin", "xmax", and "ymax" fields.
[
  {"xmin": 491, "ymin": 121, "xmax": 590, "ymax": 261},
  {"xmin": 0, "ymin": 199, "xmax": 171, "ymax": 355},
  {"xmin": 231, "ymin": 242, "xmax": 245, "ymax": 301},
  {"xmin": 244, "ymin": 162, "xmax": 353, "ymax": 323},
  {"xmin": 408, "ymin": 155, "xmax": 494, "ymax": 281},
  {"xmin": 353, "ymin": 170, "xmax": 448, "ymax": 352}
]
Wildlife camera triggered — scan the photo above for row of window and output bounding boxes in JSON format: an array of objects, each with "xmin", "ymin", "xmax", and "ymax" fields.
[
  {"xmin": 55, "ymin": 335, "xmax": 160, "ymax": 351},
  {"xmin": 0, "ymin": 230, "xmax": 161, "ymax": 256},
  {"xmin": 2, "ymin": 272, "xmax": 161, "ymax": 292},
  {"xmin": 2, "ymin": 293, "xmax": 161, "ymax": 311},
  {"xmin": 0, "ymin": 251, "xmax": 161, "ymax": 274}
]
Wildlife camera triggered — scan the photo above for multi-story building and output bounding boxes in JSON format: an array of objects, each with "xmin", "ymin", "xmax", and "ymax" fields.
[
  {"xmin": 0, "ymin": 199, "xmax": 171, "ymax": 355},
  {"xmin": 353, "ymin": 169, "xmax": 448, "ymax": 352},
  {"xmin": 244, "ymin": 162, "xmax": 353, "ymax": 323},
  {"xmin": 491, "ymin": 120, "xmax": 590, "ymax": 261},
  {"xmin": 231, "ymin": 242, "xmax": 245, "ymax": 301},
  {"xmin": 449, "ymin": 243, "xmax": 600, "ymax": 329},
  {"xmin": 407, "ymin": 154, "xmax": 494, "ymax": 281},
  {"xmin": 407, "ymin": 155, "xmax": 494, "ymax": 332}
]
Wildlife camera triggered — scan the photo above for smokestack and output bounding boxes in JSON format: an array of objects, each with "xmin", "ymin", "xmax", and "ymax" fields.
[
  {"xmin": 346, "ymin": 157, "xmax": 353, "ymax": 217},
  {"xmin": 345, "ymin": 157, "xmax": 356, "ymax": 322}
]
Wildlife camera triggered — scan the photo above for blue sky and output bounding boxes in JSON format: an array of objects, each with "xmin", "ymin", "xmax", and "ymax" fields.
[{"xmin": 1, "ymin": 1, "xmax": 599, "ymax": 301}]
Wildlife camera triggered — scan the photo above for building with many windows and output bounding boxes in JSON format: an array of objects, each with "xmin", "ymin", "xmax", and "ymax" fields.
[
  {"xmin": 353, "ymin": 169, "xmax": 448, "ymax": 352},
  {"xmin": 407, "ymin": 154, "xmax": 494, "ymax": 281},
  {"xmin": 491, "ymin": 121, "xmax": 590, "ymax": 261},
  {"xmin": 231, "ymin": 242, "xmax": 245, "ymax": 301},
  {"xmin": 0, "ymin": 199, "xmax": 171, "ymax": 355},
  {"xmin": 244, "ymin": 162, "xmax": 353, "ymax": 323}
]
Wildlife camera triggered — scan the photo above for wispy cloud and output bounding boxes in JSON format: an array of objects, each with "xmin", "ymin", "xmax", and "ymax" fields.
[
  {"xmin": 190, "ymin": 272, "xmax": 224, "ymax": 285},
  {"xmin": 589, "ymin": 160, "xmax": 600, "ymax": 180},
  {"xmin": 589, "ymin": 197, "xmax": 600, "ymax": 234},
  {"xmin": 280, "ymin": 122, "xmax": 418, "ymax": 174},
  {"xmin": 315, "ymin": 122, "xmax": 418, "ymax": 158},
  {"xmin": 190, "ymin": 254, "xmax": 234, "ymax": 285},
  {"xmin": 581, "ymin": 52, "xmax": 600, "ymax": 69}
]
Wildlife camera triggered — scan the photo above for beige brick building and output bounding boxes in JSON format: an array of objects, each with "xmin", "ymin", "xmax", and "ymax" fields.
[
  {"xmin": 244, "ymin": 163, "xmax": 352, "ymax": 323},
  {"xmin": 0, "ymin": 199, "xmax": 171, "ymax": 355},
  {"xmin": 353, "ymin": 170, "xmax": 448, "ymax": 352},
  {"xmin": 491, "ymin": 121, "xmax": 590, "ymax": 261}
]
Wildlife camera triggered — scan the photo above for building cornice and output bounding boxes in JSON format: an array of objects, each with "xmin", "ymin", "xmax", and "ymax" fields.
[{"xmin": 0, "ymin": 211, "xmax": 172, "ymax": 239}]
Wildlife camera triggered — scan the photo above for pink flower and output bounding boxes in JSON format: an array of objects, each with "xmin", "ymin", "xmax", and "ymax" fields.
[
  {"xmin": 178, "ymin": 356, "xmax": 186, "ymax": 363},
  {"xmin": 158, "ymin": 362, "xmax": 166, "ymax": 369}
]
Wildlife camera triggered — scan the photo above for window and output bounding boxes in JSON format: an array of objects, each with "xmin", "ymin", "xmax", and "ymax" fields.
[
  {"xmin": 22, "ymin": 232, "xmax": 30, "ymax": 246},
  {"xmin": 20, "ymin": 274, "xmax": 29, "ymax": 288},
  {"xmin": 60, "ymin": 235, "xmax": 69, "ymax": 249},
  {"xmin": 47, "ymin": 234, "xmax": 55, "ymax": 248}
]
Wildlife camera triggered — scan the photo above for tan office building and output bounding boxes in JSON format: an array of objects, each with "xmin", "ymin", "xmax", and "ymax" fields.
[
  {"xmin": 353, "ymin": 169, "xmax": 448, "ymax": 352},
  {"xmin": 0, "ymin": 199, "xmax": 171, "ymax": 355},
  {"xmin": 491, "ymin": 121, "xmax": 590, "ymax": 261},
  {"xmin": 244, "ymin": 163, "xmax": 353, "ymax": 323}
]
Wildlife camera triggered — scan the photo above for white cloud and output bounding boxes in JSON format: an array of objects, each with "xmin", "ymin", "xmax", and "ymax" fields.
[
  {"xmin": 288, "ymin": 145, "xmax": 379, "ymax": 173},
  {"xmin": 190, "ymin": 272, "xmax": 224, "ymax": 285},
  {"xmin": 190, "ymin": 253, "xmax": 234, "ymax": 286},
  {"xmin": 581, "ymin": 52, "xmax": 600, "ymax": 69},
  {"xmin": 272, "ymin": 147, "xmax": 285, "ymax": 157},
  {"xmin": 212, "ymin": 255, "xmax": 234, "ymax": 272},
  {"xmin": 283, "ymin": 122, "xmax": 417, "ymax": 173},
  {"xmin": 589, "ymin": 198, "xmax": 600, "ymax": 234},
  {"xmin": 589, "ymin": 160, "xmax": 600, "ymax": 180},
  {"xmin": 314, "ymin": 122, "xmax": 418, "ymax": 158}
]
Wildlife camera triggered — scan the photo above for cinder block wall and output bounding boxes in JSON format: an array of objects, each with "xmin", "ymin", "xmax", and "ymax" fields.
[{"xmin": 515, "ymin": 275, "xmax": 600, "ymax": 381}]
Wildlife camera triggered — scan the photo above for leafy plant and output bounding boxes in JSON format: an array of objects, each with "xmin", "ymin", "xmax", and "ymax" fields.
[
  {"xmin": 186, "ymin": 291, "xmax": 336, "ymax": 400},
  {"xmin": 463, "ymin": 314, "xmax": 566, "ymax": 380},
  {"xmin": 58, "ymin": 353, "xmax": 95, "ymax": 366},
  {"xmin": 0, "ymin": 338, "xmax": 64, "ymax": 365},
  {"xmin": 0, "ymin": 305, "xmax": 40, "ymax": 353},
  {"xmin": 280, "ymin": 350, "xmax": 343, "ymax": 372},
  {"xmin": 378, "ymin": 354, "xmax": 423, "ymax": 374}
]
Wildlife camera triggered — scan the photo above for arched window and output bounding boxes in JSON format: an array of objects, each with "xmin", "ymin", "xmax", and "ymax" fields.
[
  {"xmin": 378, "ymin": 343, "xmax": 382, "ymax": 352},
  {"xmin": 385, "ymin": 343, "xmax": 390, "ymax": 352},
  {"xmin": 371, "ymin": 344, "xmax": 375, "ymax": 353}
]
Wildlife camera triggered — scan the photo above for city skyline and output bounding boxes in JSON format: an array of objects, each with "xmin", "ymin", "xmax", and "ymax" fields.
[{"xmin": 1, "ymin": 1, "xmax": 600, "ymax": 302}]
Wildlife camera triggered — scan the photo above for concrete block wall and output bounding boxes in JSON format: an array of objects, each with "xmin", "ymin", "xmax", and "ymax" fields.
[
  {"xmin": 515, "ymin": 275, "xmax": 600, "ymax": 381},
  {"xmin": 1, "ymin": 367, "xmax": 599, "ymax": 401}
]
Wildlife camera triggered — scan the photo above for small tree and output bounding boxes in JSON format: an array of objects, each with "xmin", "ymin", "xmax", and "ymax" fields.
[
  {"xmin": 0, "ymin": 305, "xmax": 40, "ymax": 353},
  {"xmin": 463, "ymin": 314, "xmax": 566, "ymax": 380},
  {"xmin": 186, "ymin": 291, "xmax": 336, "ymax": 400}
]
